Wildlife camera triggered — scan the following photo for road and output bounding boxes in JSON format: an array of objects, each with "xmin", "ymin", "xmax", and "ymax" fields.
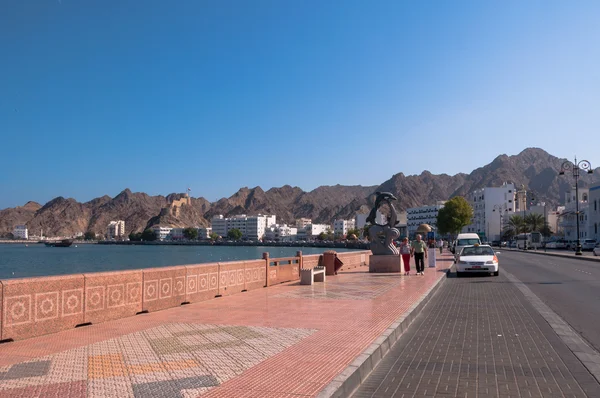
[
  {"xmin": 500, "ymin": 251, "xmax": 600, "ymax": 353},
  {"xmin": 352, "ymin": 269, "xmax": 600, "ymax": 397}
]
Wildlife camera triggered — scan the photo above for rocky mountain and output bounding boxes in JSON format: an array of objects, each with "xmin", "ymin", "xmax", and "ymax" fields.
[{"xmin": 1, "ymin": 148, "xmax": 599, "ymax": 237}]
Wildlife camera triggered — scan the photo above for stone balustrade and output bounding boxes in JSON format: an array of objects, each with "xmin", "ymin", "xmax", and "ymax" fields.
[{"xmin": 0, "ymin": 250, "xmax": 371, "ymax": 342}]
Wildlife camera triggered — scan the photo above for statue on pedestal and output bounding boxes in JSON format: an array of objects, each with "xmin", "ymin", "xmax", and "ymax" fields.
[{"xmin": 366, "ymin": 192, "xmax": 401, "ymax": 255}]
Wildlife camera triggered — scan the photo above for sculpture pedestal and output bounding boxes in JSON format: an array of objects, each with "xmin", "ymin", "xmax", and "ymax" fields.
[
  {"xmin": 369, "ymin": 255, "xmax": 402, "ymax": 273},
  {"xmin": 428, "ymin": 248, "xmax": 437, "ymax": 268}
]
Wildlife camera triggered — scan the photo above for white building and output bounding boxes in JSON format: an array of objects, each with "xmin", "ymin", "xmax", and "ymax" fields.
[
  {"xmin": 333, "ymin": 219, "xmax": 356, "ymax": 236},
  {"xmin": 296, "ymin": 218, "xmax": 312, "ymax": 229},
  {"xmin": 169, "ymin": 228, "xmax": 185, "ymax": 240},
  {"xmin": 264, "ymin": 224, "xmax": 298, "ymax": 242},
  {"xmin": 407, "ymin": 201, "xmax": 446, "ymax": 238},
  {"xmin": 589, "ymin": 185, "xmax": 600, "ymax": 242},
  {"xmin": 106, "ymin": 220, "xmax": 125, "ymax": 240},
  {"xmin": 296, "ymin": 224, "xmax": 330, "ymax": 241},
  {"xmin": 13, "ymin": 225, "xmax": 28, "ymax": 240},
  {"xmin": 198, "ymin": 227, "xmax": 212, "ymax": 239},
  {"xmin": 210, "ymin": 214, "xmax": 276, "ymax": 241},
  {"xmin": 151, "ymin": 225, "xmax": 173, "ymax": 240},
  {"xmin": 558, "ymin": 187, "xmax": 590, "ymax": 241},
  {"xmin": 463, "ymin": 183, "xmax": 517, "ymax": 241},
  {"xmin": 355, "ymin": 211, "xmax": 386, "ymax": 229}
]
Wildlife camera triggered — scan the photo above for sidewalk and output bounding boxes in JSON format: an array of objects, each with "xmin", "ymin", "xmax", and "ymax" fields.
[{"xmin": 0, "ymin": 255, "xmax": 453, "ymax": 397}]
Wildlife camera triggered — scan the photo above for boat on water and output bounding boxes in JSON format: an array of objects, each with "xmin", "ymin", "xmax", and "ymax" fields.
[{"xmin": 44, "ymin": 239, "xmax": 74, "ymax": 248}]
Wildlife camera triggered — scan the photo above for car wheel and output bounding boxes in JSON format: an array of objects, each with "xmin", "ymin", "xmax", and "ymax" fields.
[
  {"xmin": 456, "ymin": 271, "xmax": 461, "ymax": 278},
  {"xmin": 494, "ymin": 271, "xmax": 499, "ymax": 277}
]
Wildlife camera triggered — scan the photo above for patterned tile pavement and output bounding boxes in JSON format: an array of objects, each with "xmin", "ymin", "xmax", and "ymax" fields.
[
  {"xmin": 0, "ymin": 255, "xmax": 452, "ymax": 397},
  {"xmin": 352, "ymin": 272, "xmax": 600, "ymax": 398}
]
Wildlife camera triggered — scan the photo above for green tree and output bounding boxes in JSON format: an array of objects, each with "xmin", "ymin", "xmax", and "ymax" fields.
[
  {"xmin": 436, "ymin": 197, "xmax": 474, "ymax": 237},
  {"xmin": 128, "ymin": 232, "xmax": 142, "ymax": 241},
  {"xmin": 141, "ymin": 229, "xmax": 157, "ymax": 241},
  {"xmin": 362, "ymin": 225, "xmax": 371, "ymax": 238},
  {"xmin": 540, "ymin": 223, "xmax": 553, "ymax": 237},
  {"xmin": 524, "ymin": 213, "xmax": 545, "ymax": 232},
  {"xmin": 209, "ymin": 232, "xmax": 219, "ymax": 241},
  {"xmin": 84, "ymin": 231, "xmax": 96, "ymax": 241},
  {"xmin": 346, "ymin": 228, "xmax": 360, "ymax": 240},
  {"xmin": 503, "ymin": 215, "xmax": 527, "ymax": 239},
  {"xmin": 227, "ymin": 228, "xmax": 243, "ymax": 240},
  {"xmin": 183, "ymin": 227, "xmax": 198, "ymax": 240},
  {"xmin": 317, "ymin": 232, "xmax": 327, "ymax": 241}
]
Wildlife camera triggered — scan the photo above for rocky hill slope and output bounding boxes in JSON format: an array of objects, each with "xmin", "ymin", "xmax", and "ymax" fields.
[{"xmin": 1, "ymin": 148, "xmax": 599, "ymax": 237}]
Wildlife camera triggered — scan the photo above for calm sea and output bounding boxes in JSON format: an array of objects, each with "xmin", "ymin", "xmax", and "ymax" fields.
[{"xmin": 0, "ymin": 244, "xmax": 357, "ymax": 280}]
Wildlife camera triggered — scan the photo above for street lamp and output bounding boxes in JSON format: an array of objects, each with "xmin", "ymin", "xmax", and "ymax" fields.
[
  {"xmin": 559, "ymin": 157, "xmax": 594, "ymax": 255},
  {"xmin": 493, "ymin": 204, "xmax": 507, "ymax": 242}
]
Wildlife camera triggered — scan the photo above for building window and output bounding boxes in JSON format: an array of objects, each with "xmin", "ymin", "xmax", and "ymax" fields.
[
  {"xmin": 583, "ymin": 193, "xmax": 588, "ymax": 202},
  {"xmin": 595, "ymin": 223, "xmax": 598, "ymax": 234},
  {"xmin": 595, "ymin": 200, "xmax": 598, "ymax": 211}
]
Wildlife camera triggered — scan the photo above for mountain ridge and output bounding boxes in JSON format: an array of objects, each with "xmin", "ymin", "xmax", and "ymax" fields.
[{"xmin": 2, "ymin": 148, "xmax": 599, "ymax": 237}]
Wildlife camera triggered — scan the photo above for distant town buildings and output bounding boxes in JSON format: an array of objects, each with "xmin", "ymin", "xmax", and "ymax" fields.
[
  {"xmin": 151, "ymin": 225, "xmax": 173, "ymax": 240},
  {"xmin": 107, "ymin": 220, "xmax": 125, "ymax": 240},
  {"xmin": 211, "ymin": 214, "xmax": 276, "ymax": 240},
  {"xmin": 13, "ymin": 225, "xmax": 28, "ymax": 240},
  {"xmin": 264, "ymin": 224, "xmax": 298, "ymax": 242},
  {"xmin": 354, "ymin": 211, "xmax": 386, "ymax": 229},
  {"xmin": 198, "ymin": 227, "xmax": 212, "ymax": 239},
  {"xmin": 333, "ymin": 219, "xmax": 356, "ymax": 236},
  {"xmin": 296, "ymin": 224, "xmax": 330, "ymax": 241},
  {"xmin": 295, "ymin": 218, "xmax": 312, "ymax": 229},
  {"xmin": 407, "ymin": 202, "xmax": 445, "ymax": 238},
  {"xmin": 590, "ymin": 184, "xmax": 600, "ymax": 242},
  {"xmin": 558, "ymin": 187, "xmax": 590, "ymax": 241},
  {"xmin": 463, "ymin": 183, "xmax": 516, "ymax": 241}
]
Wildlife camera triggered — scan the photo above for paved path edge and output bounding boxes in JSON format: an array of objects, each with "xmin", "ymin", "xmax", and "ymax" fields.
[
  {"xmin": 503, "ymin": 268, "xmax": 600, "ymax": 384},
  {"xmin": 316, "ymin": 269, "xmax": 449, "ymax": 398}
]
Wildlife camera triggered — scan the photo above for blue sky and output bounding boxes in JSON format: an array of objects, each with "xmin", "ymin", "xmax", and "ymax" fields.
[{"xmin": 1, "ymin": 0, "xmax": 600, "ymax": 209}]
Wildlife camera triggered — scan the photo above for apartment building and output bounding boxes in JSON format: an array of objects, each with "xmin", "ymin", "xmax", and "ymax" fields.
[
  {"xmin": 210, "ymin": 214, "xmax": 277, "ymax": 240},
  {"xmin": 589, "ymin": 185, "xmax": 600, "ymax": 241},
  {"xmin": 106, "ymin": 220, "xmax": 125, "ymax": 240},
  {"xmin": 407, "ymin": 202, "xmax": 445, "ymax": 237},
  {"xmin": 13, "ymin": 225, "xmax": 28, "ymax": 240},
  {"xmin": 463, "ymin": 183, "xmax": 517, "ymax": 241},
  {"xmin": 333, "ymin": 219, "xmax": 356, "ymax": 236}
]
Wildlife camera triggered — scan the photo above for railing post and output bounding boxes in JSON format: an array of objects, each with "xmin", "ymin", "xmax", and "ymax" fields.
[
  {"xmin": 263, "ymin": 252, "xmax": 270, "ymax": 287},
  {"xmin": 296, "ymin": 251, "xmax": 303, "ymax": 275}
]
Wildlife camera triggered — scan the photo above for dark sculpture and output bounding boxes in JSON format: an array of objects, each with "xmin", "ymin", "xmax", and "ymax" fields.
[{"xmin": 367, "ymin": 192, "xmax": 400, "ymax": 255}]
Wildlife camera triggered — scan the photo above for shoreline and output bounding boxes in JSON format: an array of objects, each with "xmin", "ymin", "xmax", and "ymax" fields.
[{"xmin": 0, "ymin": 239, "xmax": 370, "ymax": 250}]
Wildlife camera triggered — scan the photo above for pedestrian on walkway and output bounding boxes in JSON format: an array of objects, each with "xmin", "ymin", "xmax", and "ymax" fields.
[
  {"xmin": 399, "ymin": 237, "xmax": 412, "ymax": 275},
  {"xmin": 437, "ymin": 238, "xmax": 444, "ymax": 254},
  {"xmin": 411, "ymin": 234, "xmax": 428, "ymax": 275}
]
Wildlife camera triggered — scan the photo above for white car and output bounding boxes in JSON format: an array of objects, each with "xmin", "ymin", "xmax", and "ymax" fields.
[
  {"xmin": 594, "ymin": 243, "xmax": 600, "ymax": 256},
  {"xmin": 456, "ymin": 244, "xmax": 499, "ymax": 277}
]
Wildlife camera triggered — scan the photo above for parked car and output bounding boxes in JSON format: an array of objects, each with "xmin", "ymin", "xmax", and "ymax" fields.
[
  {"xmin": 581, "ymin": 239, "xmax": 597, "ymax": 251},
  {"xmin": 594, "ymin": 243, "xmax": 600, "ymax": 256},
  {"xmin": 456, "ymin": 244, "xmax": 500, "ymax": 277}
]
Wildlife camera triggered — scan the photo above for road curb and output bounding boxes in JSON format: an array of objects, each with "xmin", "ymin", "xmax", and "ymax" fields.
[
  {"xmin": 316, "ymin": 266, "xmax": 450, "ymax": 398},
  {"xmin": 505, "ymin": 249, "xmax": 600, "ymax": 263}
]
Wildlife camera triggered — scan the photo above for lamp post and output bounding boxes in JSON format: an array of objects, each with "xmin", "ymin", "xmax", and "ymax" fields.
[
  {"xmin": 559, "ymin": 157, "xmax": 594, "ymax": 255},
  {"xmin": 493, "ymin": 204, "xmax": 507, "ymax": 243}
]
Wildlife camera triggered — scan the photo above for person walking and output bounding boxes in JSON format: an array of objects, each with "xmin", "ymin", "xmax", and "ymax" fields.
[
  {"xmin": 399, "ymin": 237, "xmax": 412, "ymax": 275},
  {"xmin": 411, "ymin": 234, "xmax": 428, "ymax": 275},
  {"xmin": 437, "ymin": 238, "xmax": 444, "ymax": 254}
]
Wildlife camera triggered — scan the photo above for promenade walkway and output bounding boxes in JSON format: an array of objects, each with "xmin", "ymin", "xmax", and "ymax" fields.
[{"xmin": 0, "ymin": 255, "xmax": 452, "ymax": 397}]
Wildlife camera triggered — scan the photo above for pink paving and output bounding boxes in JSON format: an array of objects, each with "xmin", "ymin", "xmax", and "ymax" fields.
[{"xmin": 0, "ymin": 254, "xmax": 452, "ymax": 397}]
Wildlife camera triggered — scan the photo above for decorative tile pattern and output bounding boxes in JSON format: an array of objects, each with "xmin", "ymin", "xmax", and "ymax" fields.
[
  {"xmin": 0, "ymin": 323, "xmax": 314, "ymax": 396},
  {"xmin": 143, "ymin": 267, "xmax": 187, "ymax": 312},
  {"xmin": 274, "ymin": 276, "xmax": 404, "ymax": 300},
  {"xmin": 217, "ymin": 262, "xmax": 245, "ymax": 297},
  {"xmin": 1, "ymin": 275, "xmax": 85, "ymax": 340},
  {"xmin": 185, "ymin": 263, "xmax": 219, "ymax": 303},
  {"xmin": 83, "ymin": 270, "xmax": 143, "ymax": 324}
]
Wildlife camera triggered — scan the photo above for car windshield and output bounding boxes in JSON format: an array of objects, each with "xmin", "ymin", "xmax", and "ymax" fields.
[
  {"xmin": 461, "ymin": 246, "xmax": 494, "ymax": 256},
  {"xmin": 458, "ymin": 239, "xmax": 480, "ymax": 246}
]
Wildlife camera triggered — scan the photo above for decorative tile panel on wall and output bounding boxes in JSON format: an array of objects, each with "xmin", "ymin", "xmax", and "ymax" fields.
[
  {"xmin": 142, "ymin": 266, "xmax": 186, "ymax": 312},
  {"xmin": 243, "ymin": 260, "xmax": 266, "ymax": 291},
  {"xmin": 218, "ymin": 261, "xmax": 245, "ymax": 297},
  {"xmin": 1, "ymin": 275, "xmax": 85, "ymax": 341},
  {"xmin": 184, "ymin": 263, "xmax": 219, "ymax": 304},
  {"xmin": 0, "ymin": 281, "xmax": 3, "ymax": 340},
  {"xmin": 83, "ymin": 270, "xmax": 142, "ymax": 324}
]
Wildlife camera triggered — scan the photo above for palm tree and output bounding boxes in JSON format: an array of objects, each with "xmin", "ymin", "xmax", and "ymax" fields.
[
  {"xmin": 503, "ymin": 214, "xmax": 527, "ymax": 239},
  {"xmin": 524, "ymin": 213, "xmax": 545, "ymax": 232}
]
